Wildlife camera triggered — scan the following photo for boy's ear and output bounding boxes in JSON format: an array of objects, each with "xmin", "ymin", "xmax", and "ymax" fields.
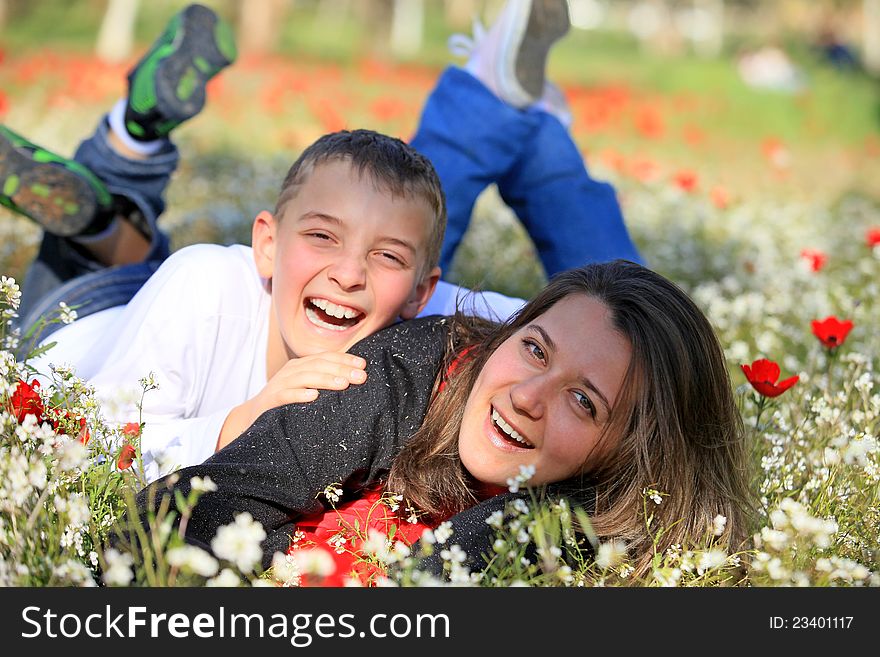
[
  {"xmin": 399, "ymin": 265, "xmax": 441, "ymax": 320},
  {"xmin": 251, "ymin": 210, "xmax": 278, "ymax": 279}
]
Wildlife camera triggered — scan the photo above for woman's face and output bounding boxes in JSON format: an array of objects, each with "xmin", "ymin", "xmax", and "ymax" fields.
[{"xmin": 459, "ymin": 295, "xmax": 632, "ymax": 488}]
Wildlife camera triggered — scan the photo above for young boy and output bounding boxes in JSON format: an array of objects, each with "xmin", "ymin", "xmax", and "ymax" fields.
[{"xmin": 1, "ymin": 5, "xmax": 522, "ymax": 484}]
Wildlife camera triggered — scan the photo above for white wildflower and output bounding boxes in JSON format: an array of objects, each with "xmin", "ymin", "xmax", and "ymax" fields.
[
  {"xmin": 643, "ymin": 487, "xmax": 663, "ymax": 505},
  {"xmin": 327, "ymin": 532, "xmax": 347, "ymax": 554},
  {"xmin": 289, "ymin": 548, "xmax": 336, "ymax": 578},
  {"xmin": 321, "ymin": 483, "xmax": 343, "ymax": 504},
  {"xmin": 167, "ymin": 545, "xmax": 220, "ymax": 577},
  {"xmin": 102, "ymin": 549, "xmax": 134, "ymax": 586},
  {"xmin": 363, "ymin": 529, "xmax": 392, "ymax": 559},
  {"xmin": 270, "ymin": 552, "xmax": 301, "ymax": 586},
  {"xmin": 56, "ymin": 439, "xmax": 88, "ymax": 471},
  {"xmin": 759, "ymin": 527, "xmax": 790, "ymax": 552},
  {"xmin": 57, "ymin": 302, "xmax": 77, "ymax": 325},
  {"xmin": 189, "ymin": 476, "xmax": 217, "ymax": 493},
  {"xmin": 595, "ymin": 539, "xmax": 627, "ymax": 569},
  {"xmin": 432, "ymin": 521, "xmax": 453, "ymax": 545},
  {"xmin": 206, "ymin": 568, "xmax": 241, "ymax": 587},
  {"xmin": 210, "ymin": 512, "xmax": 267, "ymax": 573},
  {"xmin": 506, "ymin": 464, "xmax": 536, "ymax": 493},
  {"xmin": 27, "ymin": 459, "xmax": 47, "ymax": 490},
  {"xmin": 1, "ymin": 275, "xmax": 21, "ymax": 309},
  {"xmin": 440, "ymin": 544, "xmax": 467, "ymax": 564},
  {"xmin": 484, "ymin": 510, "xmax": 504, "ymax": 529},
  {"xmin": 843, "ymin": 436, "xmax": 878, "ymax": 467},
  {"xmin": 697, "ymin": 549, "xmax": 729, "ymax": 575}
]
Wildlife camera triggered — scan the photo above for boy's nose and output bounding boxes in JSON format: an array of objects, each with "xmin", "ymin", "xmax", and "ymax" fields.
[
  {"xmin": 509, "ymin": 375, "xmax": 546, "ymax": 420},
  {"xmin": 327, "ymin": 257, "xmax": 367, "ymax": 291}
]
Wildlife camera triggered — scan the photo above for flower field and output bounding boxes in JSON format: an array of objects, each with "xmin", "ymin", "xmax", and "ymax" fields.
[{"xmin": 1, "ymin": 15, "xmax": 879, "ymax": 586}]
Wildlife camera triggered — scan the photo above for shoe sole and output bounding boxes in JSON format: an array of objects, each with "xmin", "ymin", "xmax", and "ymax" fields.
[
  {"xmin": 129, "ymin": 4, "xmax": 236, "ymax": 136},
  {"xmin": 0, "ymin": 131, "xmax": 103, "ymax": 237},
  {"xmin": 499, "ymin": 0, "xmax": 570, "ymax": 105}
]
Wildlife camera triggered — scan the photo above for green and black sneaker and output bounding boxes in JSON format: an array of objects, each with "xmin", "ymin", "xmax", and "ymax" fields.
[
  {"xmin": 125, "ymin": 3, "xmax": 237, "ymax": 141},
  {"xmin": 0, "ymin": 125, "xmax": 113, "ymax": 237}
]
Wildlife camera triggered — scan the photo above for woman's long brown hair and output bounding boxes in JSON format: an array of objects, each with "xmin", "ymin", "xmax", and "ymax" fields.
[{"xmin": 386, "ymin": 261, "xmax": 756, "ymax": 579}]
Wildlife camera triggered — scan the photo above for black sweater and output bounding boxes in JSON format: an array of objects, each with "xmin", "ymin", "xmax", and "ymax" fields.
[{"xmin": 136, "ymin": 315, "xmax": 591, "ymax": 577}]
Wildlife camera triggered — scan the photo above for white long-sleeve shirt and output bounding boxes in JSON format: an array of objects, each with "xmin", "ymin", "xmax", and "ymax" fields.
[{"xmin": 33, "ymin": 244, "xmax": 524, "ymax": 482}]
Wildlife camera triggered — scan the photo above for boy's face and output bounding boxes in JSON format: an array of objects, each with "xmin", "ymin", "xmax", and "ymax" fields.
[{"xmin": 253, "ymin": 160, "xmax": 440, "ymax": 365}]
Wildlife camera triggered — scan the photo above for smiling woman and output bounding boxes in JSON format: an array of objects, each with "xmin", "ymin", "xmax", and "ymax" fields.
[
  {"xmin": 386, "ymin": 260, "xmax": 755, "ymax": 579},
  {"xmin": 137, "ymin": 259, "xmax": 756, "ymax": 584}
]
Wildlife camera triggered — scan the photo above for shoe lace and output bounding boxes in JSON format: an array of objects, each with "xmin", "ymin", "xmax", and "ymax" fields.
[{"xmin": 447, "ymin": 18, "xmax": 487, "ymax": 59}]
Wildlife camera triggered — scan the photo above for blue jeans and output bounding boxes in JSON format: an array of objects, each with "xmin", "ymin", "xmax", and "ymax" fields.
[
  {"xmin": 17, "ymin": 117, "xmax": 177, "ymax": 341},
  {"xmin": 410, "ymin": 66, "xmax": 643, "ymax": 276}
]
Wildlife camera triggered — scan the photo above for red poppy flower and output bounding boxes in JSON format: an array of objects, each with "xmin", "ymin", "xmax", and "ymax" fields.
[
  {"xmin": 123, "ymin": 422, "xmax": 142, "ymax": 437},
  {"xmin": 761, "ymin": 137, "xmax": 790, "ymax": 169},
  {"xmin": 76, "ymin": 418, "xmax": 90, "ymax": 445},
  {"xmin": 672, "ymin": 169, "xmax": 699, "ymax": 193},
  {"xmin": 10, "ymin": 379, "xmax": 45, "ymax": 424},
  {"xmin": 710, "ymin": 185, "xmax": 730, "ymax": 210},
  {"xmin": 629, "ymin": 157, "xmax": 661, "ymax": 183},
  {"xmin": 634, "ymin": 106, "xmax": 665, "ymax": 139},
  {"xmin": 866, "ymin": 227, "xmax": 880, "ymax": 249},
  {"xmin": 117, "ymin": 444, "xmax": 137, "ymax": 470},
  {"xmin": 811, "ymin": 316, "xmax": 853, "ymax": 349},
  {"xmin": 799, "ymin": 248, "xmax": 827, "ymax": 273},
  {"xmin": 740, "ymin": 359, "xmax": 799, "ymax": 398}
]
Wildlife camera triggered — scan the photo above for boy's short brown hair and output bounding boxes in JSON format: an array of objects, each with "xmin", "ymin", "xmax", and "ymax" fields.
[{"xmin": 273, "ymin": 129, "xmax": 447, "ymax": 273}]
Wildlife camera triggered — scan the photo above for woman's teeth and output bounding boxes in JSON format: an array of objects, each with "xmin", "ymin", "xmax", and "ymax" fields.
[{"xmin": 491, "ymin": 408, "xmax": 533, "ymax": 448}]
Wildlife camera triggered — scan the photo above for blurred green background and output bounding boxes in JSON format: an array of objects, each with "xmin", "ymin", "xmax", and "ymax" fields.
[{"xmin": 1, "ymin": 0, "xmax": 878, "ymax": 297}]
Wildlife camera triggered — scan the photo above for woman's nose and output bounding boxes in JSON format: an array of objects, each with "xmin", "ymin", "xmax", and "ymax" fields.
[{"xmin": 509, "ymin": 374, "xmax": 546, "ymax": 420}]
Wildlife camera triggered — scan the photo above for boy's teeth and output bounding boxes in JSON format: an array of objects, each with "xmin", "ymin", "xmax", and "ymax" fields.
[
  {"xmin": 491, "ymin": 408, "xmax": 532, "ymax": 447},
  {"xmin": 310, "ymin": 298, "xmax": 360, "ymax": 319},
  {"xmin": 305, "ymin": 306, "xmax": 349, "ymax": 331}
]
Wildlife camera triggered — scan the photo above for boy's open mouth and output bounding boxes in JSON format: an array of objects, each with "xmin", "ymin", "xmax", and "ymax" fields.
[
  {"xmin": 305, "ymin": 297, "xmax": 365, "ymax": 332},
  {"xmin": 491, "ymin": 407, "xmax": 534, "ymax": 449}
]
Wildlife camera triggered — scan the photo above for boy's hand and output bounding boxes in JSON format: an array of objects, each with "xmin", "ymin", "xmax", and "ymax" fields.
[{"xmin": 217, "ymin": 353, "xmax": 367, "ymax": 451}]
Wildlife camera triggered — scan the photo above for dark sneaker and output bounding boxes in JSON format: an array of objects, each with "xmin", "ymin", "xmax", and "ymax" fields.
[
  {"xmin": 459, "ymin": 0, "xmax": 570, "ymax": 108},
  {"xmin": 125, "ymin": 3, "xmax": 237, "ymax": 141},
  {"xmin": 0, "ymin": 125, "xmax": 113, "ymax": 237}
]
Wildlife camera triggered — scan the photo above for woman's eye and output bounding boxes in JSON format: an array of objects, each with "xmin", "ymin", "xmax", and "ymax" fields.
[
  {"xmin": 523, "ymin": 339, "xmax": 545, "ymax": 362},
  {"xmin": 573, "ymin": 391, "xmax": 597, "ymax": 419}
]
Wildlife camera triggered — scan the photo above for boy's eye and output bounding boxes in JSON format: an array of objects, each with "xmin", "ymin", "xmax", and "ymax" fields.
[
  {"xmin": 377, "ymin": 251, "xmax": 405, "ymax": 266},
  {"xmin": 306, "ymin": 232, "xmax": 332, "ymax": 241},
  {"xmin": 573, "ymin": 390, "xmax": 597, "ymax": 420},
  {"xmin": 522, "ymin": 338, "xmax": 545, "ymax": 362}
]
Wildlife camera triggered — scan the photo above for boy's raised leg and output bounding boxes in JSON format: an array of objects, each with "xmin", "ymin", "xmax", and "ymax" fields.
[
  {"xmin": 465, "ymin": 0, "xmax": 569, "ymax": 108},
  {"xmin": 0, "ymin": 125, "xmax": 113, "ymax": 237},
  {"xmin": 412, "ymin": 0, "xmax": 570, "ymax": 275},
  {"xmin": 9, "ymin": 4, "xmax": 237, "ymax": 326},
  {"xmin": 123, "ymin": 2, "xmax": 237, "ymax": 144}
]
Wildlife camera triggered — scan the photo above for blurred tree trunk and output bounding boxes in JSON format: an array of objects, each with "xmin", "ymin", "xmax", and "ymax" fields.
[
  {"xmin": 693, "ymin": 0, "xmax": 724, "ymax": 57},
  {"xmin": 352, "ymin": 0, "xmax": 393, "ymax": 52},
  {"xmin": 95, "ymin": 0, "xmax": 141, "ymax": 62},
  {"xmin": 0, "ymin": 0, "xmax": 7, "ymax": 31},
  {"xmin": 865, "ymin": 0, "xmax": 880, "ymax": 74},
  {"xmin": 316, "ymin": 0, "xmax": 351, "ymax": 25},
  {"xmin": 390, "ymin": 0, "xmax": 424, "ymax": 56},
  {"xmin": 444, "ymin": 0, "xmax": 477, "ymax": 29},
  {"xmin": 238, "ymin": 0, "xmax": 289, "ymax": 55}
]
